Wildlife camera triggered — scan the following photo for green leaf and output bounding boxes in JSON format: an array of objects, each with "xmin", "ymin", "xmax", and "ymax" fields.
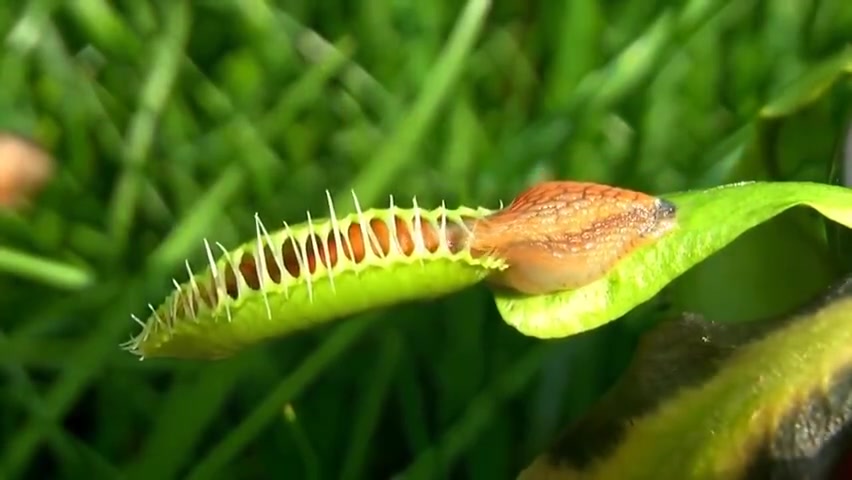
[
  {"xmin": 759, "ymin": 47, "xmax": 852, "ymax": 119},
  {"xmin": 520, "ymin": 276, "xmax": 852, "ymax": 479},
  {"xmin": 723, "ymin": 47, "xmax": 852, "ymax": 184},
  {"xmin": 494, "ymin": 181, "xmax": 852, "ymax": 338}
]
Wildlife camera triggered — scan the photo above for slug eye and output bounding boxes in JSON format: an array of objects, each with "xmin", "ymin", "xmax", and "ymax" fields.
[{"xmin": 655, "ymin": 198, "xmax": 677, "ymax": 220}]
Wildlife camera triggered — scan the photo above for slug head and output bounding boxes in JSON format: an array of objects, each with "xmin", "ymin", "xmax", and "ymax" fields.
[{"xmin": 469, "ymin": 181, "xmax": 677, "ymax": 295}]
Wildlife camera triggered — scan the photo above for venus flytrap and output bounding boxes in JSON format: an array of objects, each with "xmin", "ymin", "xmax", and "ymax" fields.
[
  {"xmin": 126, "ymin": 179, "xmax": 852, "ymax": 363},
  {"xmin": 124, "ymin": 191, "xmax": 506, "ymax": 360},
  {"xmin": 125, "ymin": 181, "xmax": 675, "ymax": 360}
]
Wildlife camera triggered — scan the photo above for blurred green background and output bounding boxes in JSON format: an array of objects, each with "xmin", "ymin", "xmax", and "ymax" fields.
[{"xmin": 1, "ymin": 1, "xmax": 851, "ymax": 479}]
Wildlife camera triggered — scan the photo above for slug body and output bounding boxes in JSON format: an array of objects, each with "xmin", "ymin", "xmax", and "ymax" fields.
[{"xmin": 468, "ymin": 181, "xmax": 677, "ymax": 295}]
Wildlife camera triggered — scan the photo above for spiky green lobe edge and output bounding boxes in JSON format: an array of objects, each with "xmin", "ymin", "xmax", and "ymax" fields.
[{"xmin": 123, "ymin": 204, "xmax": 506, "ymax": 360}]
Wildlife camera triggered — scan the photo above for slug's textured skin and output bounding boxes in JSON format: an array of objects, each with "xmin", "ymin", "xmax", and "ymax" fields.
[
  {"xmin": 470, "ymin": 181, "xmax": 677, "ymax": 295},
  {"xmin": 124, "ymin": 195, "xmax": 505, "ymax": 360}
]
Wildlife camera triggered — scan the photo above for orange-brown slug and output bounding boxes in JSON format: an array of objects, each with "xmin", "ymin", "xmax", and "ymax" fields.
[{"xmin": 467, "ymin": 181, "xmax": 677, "ymax": 295}]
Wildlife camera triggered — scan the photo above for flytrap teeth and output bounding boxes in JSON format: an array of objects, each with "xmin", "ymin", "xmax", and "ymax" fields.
[
  {"xmin": 125, "ymin": 189, "xmax": 502, "ymax": 359},
  {"xmin": 254, "ymin": 213, "xmax": 273, "ymax": 320},
  {"xmin": 306, "ymin": 211, "xmax": 321, "ymax": 302},
  {"xmin": 326, "ymin": 190, "xmax": 345, "ymax": 289},
  {"xmin": 147, "ymin": 303, "xmax": 162, "ymax": 326}
]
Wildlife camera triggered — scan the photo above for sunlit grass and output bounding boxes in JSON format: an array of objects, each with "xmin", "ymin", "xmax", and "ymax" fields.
[{"xmin": 1, "ymin": 0, "xmax": 850, "ymax": 479}]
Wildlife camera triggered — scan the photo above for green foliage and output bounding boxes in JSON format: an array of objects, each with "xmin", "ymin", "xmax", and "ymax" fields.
[
  {"xmin": 1, "ymin": 1, "xmax": 850, "ymax": 479},
  {"xmin": 521, "ymin": 279, "xmax": 852, "ymax": 479},
  {"xmin": 605, "ymin": 293, "xmax": 852, "ymax": 480}
]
